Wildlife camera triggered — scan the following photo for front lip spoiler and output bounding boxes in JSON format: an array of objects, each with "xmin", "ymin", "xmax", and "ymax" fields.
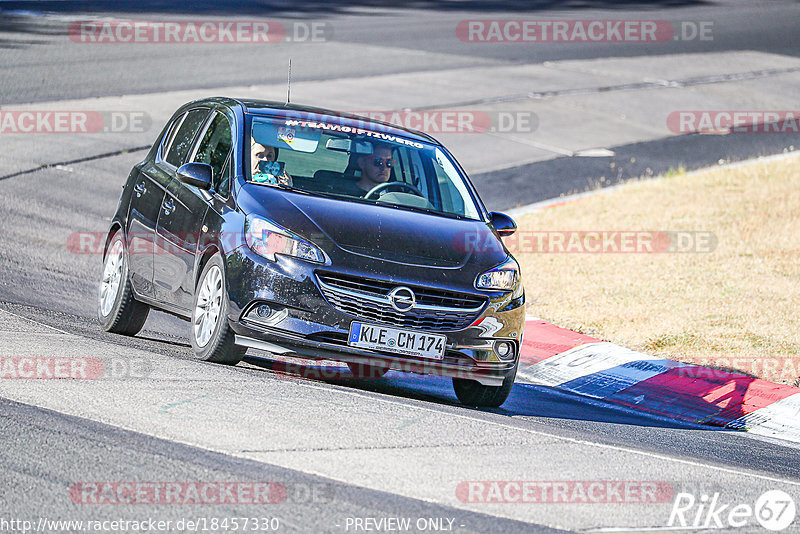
[{"xmin": 234, "ymin": 334, "xmax": 511, "ymax": 386}]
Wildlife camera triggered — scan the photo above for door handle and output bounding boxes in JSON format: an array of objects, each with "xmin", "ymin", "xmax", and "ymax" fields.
[
  {"xmin": 133, "ymin": 182, "xmax": 147, "ymax": 197},
  {"xmin": 163, "ymin": 198, "xmax": 176, "ymax": 216}
]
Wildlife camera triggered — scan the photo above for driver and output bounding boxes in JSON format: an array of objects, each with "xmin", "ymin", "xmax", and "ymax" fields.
[{"xmin": 354, "ymin": 142, "xmax": 394, "ymax": 195}]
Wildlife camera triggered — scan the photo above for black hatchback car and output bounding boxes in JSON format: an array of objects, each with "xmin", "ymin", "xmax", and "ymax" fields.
[{"xmin": 99, "ymin": 97, "xmax": 525, "ymax": 407}]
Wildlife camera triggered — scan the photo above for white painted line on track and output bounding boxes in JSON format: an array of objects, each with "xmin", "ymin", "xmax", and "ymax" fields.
[
  {"xmin": 2, "ymin": 308, "xmax": 74, "ymax": 335},
  {"xmin": 9, "ymin": 321, "xmax": 800, "ymax": 527},
  {"xmin": 3, "ymin": 310, "xmax": 800, "ymax": 534},
  {"xmin": 296, "ymin": 380, "xmax": 800, "ymax": 488},
  {"xmin": 6, "ymin": 310, "xmax": 800, "ymax": 489}
]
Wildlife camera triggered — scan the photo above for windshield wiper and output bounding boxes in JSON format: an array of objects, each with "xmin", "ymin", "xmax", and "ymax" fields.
[
  {"xmin": 253, "ymin": 181, "xmax": 348, "ymax": 201},
  {"xmin": 251, "ymin": 180, "xmax": 307, "ymax": 194},
  {"xmin": 373, "ymin": 201, "xmax": 468, "ymax": 220}
]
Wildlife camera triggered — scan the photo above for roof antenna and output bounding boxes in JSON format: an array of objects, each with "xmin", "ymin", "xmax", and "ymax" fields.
[{"xmin": 286, "ymin": 59, "xmax": 292, "ymax": 104}]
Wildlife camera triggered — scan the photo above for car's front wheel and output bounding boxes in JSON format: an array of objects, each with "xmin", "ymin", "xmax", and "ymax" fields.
[
  {"xmin": 98, "ymin": 230, "xmax": 150, "ymax": 335},
  {"xmin": 452, "ymin": 366, "xmax": 516, "ymax": 408},
  {"xmin": 190, "ymin": 254, "xmax": 245, "ymax": 365}
]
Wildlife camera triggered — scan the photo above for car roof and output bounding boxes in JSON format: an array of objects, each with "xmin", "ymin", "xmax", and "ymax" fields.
[{"xmin": 211, "ymin": 98, "xmax": 438, "ymax": 145}]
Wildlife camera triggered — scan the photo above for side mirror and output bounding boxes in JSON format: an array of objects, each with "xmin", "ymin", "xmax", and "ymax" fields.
[
  {"xmin": 176, "ymin": 162, "xmax": 212, "ymax": 190},
  {"xmin": 489, "ymin": 212, "xmax": 517, "ymax": 237}
]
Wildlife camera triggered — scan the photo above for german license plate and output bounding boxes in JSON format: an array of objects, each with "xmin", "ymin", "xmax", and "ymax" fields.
[{"xmin": 347, "ymin": 322, "xmax": 446, "ymax": 360}]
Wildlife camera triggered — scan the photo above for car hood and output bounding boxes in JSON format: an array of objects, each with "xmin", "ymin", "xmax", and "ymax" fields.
[{"xmin": 238, "ymin": 184, "xmax": 508, "ymax": 270}]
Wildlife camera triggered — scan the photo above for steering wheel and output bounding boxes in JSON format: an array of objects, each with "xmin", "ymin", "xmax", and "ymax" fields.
[{"xmin": 365, "ymin": 181, "xmax": 424, "ymax": 200}]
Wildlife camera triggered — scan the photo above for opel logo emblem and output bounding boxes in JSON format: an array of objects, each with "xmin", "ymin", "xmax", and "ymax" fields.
[{"xmin": 388, "ymin": 286, "xmax": 416, "ymax": 313}]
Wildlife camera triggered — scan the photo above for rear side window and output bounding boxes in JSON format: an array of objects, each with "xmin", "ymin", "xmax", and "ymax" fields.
[
  {"xmin": 164, "ymin": 108, "xmax": 209, "ymax": 167},
  {"xmin": 159, "ymin": 113, "xmax": 184, "ymax": 160}
]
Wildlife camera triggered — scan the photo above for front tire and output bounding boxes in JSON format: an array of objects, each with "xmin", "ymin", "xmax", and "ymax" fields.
[
  {"xmin": 190, "ymin": 254, "xmax": 245, "ymax": 365},
  {"xmin": 452, "ymin": 366, "xmax": 516, "ymax": 408},
  {"xmin": 98, "ymin": 230, "xmax": 150, "ymax": 335}
]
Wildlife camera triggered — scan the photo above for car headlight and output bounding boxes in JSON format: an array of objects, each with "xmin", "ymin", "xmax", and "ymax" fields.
[
  {"xmin": 475, "ymin": 256, "xmax": 519, "ymax": 290},
  {"xmin": 245, "ymin": 216, "xmax": 324, "ymax": 263}
]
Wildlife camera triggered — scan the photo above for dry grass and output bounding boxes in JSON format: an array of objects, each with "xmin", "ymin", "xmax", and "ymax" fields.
[{"xmin": 514, "ymin": 153, "xmax": 800, "ymax": 385}]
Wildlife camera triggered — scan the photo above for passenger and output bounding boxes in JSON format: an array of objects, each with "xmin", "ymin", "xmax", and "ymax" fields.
[{"xmin": 251, "ymin": 139, "xmax": 292, "ymax": 186}]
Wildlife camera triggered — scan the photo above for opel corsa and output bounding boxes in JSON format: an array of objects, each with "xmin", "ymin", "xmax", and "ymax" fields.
[{"xmin": 98, "ymin": 98, "xmax": 525, "ymax": 407}]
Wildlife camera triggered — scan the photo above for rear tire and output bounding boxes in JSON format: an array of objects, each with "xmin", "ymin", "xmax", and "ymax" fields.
[
  {"xmin": 452, "ymin": 366, "xmax": 516, "ymax": 408},
  {"xmin": 98, "ymin": 230, "xmax": 150, "ymax": 335},
  {"xmin": 190, "ymin": 254, "xmax": 245, "ymax": 365},
  {"xmin": 347, "ymin": 362, "xmax": 390, "ymax": 378}
]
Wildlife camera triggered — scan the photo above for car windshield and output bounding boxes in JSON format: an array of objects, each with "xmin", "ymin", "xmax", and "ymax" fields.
[{"xmin": 247, "ymin": 114, "xmax": 482, "ymax": 220}]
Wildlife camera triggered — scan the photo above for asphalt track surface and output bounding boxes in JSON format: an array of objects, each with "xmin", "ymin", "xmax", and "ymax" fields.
[
  {"xmin": 1, "ymin": 2, "xmax": 799, "ymax": 532},
  {"xmin": 1, "ymin": 0, "xmax": 799, "ymax": 103}
]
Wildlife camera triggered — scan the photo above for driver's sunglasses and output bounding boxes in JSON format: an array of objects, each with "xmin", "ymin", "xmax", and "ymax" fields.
[{"xmin": 372, "ymin": 157, "xmax": 395, "ymax": 169}]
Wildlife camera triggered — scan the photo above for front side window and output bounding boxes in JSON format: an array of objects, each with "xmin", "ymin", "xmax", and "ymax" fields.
[
  {"xmin": 247, "ymin": 115, "xmax": 482, "ymax": 220},
  {"xmin": 192, "ymin": 111, "xmax": 233, "ymax": 196},
  {"xmin": 164, "ymin": 108, "xmax": 209, "ymax": 167}
]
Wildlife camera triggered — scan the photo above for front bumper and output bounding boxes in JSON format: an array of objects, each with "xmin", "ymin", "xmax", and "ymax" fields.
[{"xmin": 225, "ymin": 248, "xmax": 525, "ymax": 386}]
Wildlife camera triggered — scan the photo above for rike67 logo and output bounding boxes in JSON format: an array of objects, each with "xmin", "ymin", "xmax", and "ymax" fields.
[{"xmin": 669, "ymin": 490, "xmax": 796, "ymax": 531}]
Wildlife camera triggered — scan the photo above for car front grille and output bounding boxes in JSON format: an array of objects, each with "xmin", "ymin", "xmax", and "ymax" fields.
[{"xmin": 316, "ymin": 272, "xmax": 486, "ymax": 331}]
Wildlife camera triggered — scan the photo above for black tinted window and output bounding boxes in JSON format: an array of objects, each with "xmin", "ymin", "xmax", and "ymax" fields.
[
  {"xmin": 165, "ymin": 108, "xmax": 209, "ymax": 167},
  {"xmin": 159, "ymin": 113, "xmax": 184, "ymax": 160},
  {"xmin": 193, "ymin": 112, "xmax": 233, "ymax": 196}
]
